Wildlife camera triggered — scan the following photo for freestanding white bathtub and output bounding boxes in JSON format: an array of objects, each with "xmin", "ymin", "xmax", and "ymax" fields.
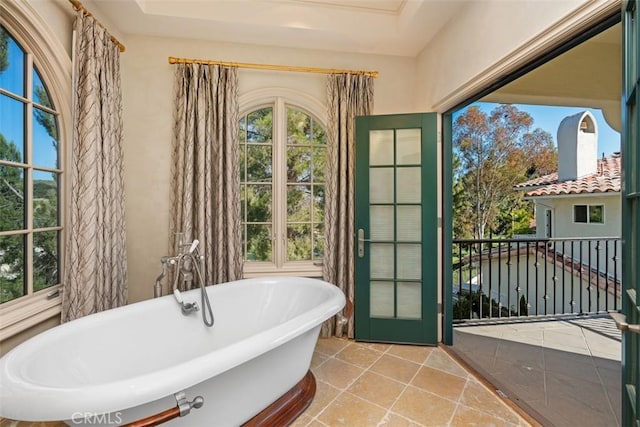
[{"xmin": 0, "ymin": 276, "xmax": 345, "ymax": 426}]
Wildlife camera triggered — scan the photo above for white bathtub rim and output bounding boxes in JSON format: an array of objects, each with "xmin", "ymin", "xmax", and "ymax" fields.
[{"xmin": 0, "ymin": 277, "xmax": 345, "ymax": 421}]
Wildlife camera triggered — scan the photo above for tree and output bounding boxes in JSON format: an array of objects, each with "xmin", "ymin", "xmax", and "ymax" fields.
[
  {"xmin": 453, "ymin": 104, "xmax": 557, "ymax": 239},
  {"xmin": 0, "ymin": 26, "xmax": 8, "ymax": 73}
]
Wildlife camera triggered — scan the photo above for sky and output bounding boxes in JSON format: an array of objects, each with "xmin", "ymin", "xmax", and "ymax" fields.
[{"xmin": 457, "ymin": 102, "xmax": 621, "ymax": 157}]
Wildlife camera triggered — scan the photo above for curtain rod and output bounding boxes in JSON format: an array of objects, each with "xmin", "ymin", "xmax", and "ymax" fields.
[
  {"xmin": 168, "ymin": 56, "xmax": 379, "ymax": 78},
  {"xmin": 68, "ymin": 0, "xmax": 126, "ymax": 53}
]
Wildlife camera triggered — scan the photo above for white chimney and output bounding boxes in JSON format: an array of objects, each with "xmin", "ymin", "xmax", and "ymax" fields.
[{"xmin": 557, "ymin": 111, "xmax": 598, "ymax": 182}]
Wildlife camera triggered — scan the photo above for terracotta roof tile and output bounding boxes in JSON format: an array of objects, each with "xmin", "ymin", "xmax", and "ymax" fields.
[{"xmin": 515, "ymin": 155, "xmax": 621, "ymax": 197}]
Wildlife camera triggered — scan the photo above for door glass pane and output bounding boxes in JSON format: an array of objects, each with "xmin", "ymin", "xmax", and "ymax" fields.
[
  {"xmin": 0, "ymin": 94, "xmax": 25, "ymax": 163},
  {"xmin": 33, "ymin": 230, "xmax": 59, "ymax": 292},
  {"xmin": 370, "ymin": 243, "xmax": 394, "ymax": 279},
  {"xmin": 0, "ymin": 234, "xmax": 24, "ymax": 303},
  {"xmin": 396, "ymin": 129, "xmax": 421, "ymax": 165},
  {"xmin": 397, "ymin": 206, "xmax": 421, "ymax": 241},
  {"xmin": 33, "ymin": 107, "xmax": 58, "ymax": 169},
  {"xmin": 370, "ymin": 130, "xmax": 393, "ymax": 165},
  {"xmin": 370, "ymin": 281, "xmax": 394, "ymax": 317},
  {"xmin": 396, "ymin": 167, "xmax": 421, "ymax": 203},
  {"xmin": 397, "ymin": 282, "xmax": 421, "ymax": 319},
  {"xmin": 397, "ymin": 243, "xmax": 421, "ymax": 280},
  {"xmin": 33, "ymin": 170, "xmax": 58, "ymax": 228},
  {"xmin": 370, "ymin": 168, "xmax": 394, "ymax": 203},
  {"xmin": 370, "ymin": 205, "xmax": 394, "ymax": 240}
]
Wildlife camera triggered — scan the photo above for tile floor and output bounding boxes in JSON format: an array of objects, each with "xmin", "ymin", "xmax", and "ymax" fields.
[
  {"xmin": 452, "ymin": 315, "xmax": 621, "ymax": 427},
  {"xmin": 294, "ymin": 337, "xmax": 532, "ymax": 426},
  {"xmin": 2, "ymin": 337, "xmax": 531, "ymax": 427}
]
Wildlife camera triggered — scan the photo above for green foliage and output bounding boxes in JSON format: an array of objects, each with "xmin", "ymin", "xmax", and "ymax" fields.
[
  {"xmin": 453, "ymin": 104, "xmax": 557, "ymax": 239},
  {"xmin": 240, "ymin": 106, "xmax": 326, "ymax": 263},
  {"xmin": 0, "ymin": 132, "xmax": 59, "ymax": 303},
  {"xmin": 453, "ymin": 289, "xmax": 514, "ymax": 320},
  {"xmin": 0, "ymin": 26, "xmax": 8, "ymax": 73}
]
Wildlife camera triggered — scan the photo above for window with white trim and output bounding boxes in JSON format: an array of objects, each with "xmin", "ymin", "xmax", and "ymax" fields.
[
  {"xmin": 0, "ymin": 25, "xmax": 62, "ymax": 304},
  {"xmin": 573, "ymin": 204, "xmax": 604, "ymax": 224},
  {"xmin": 239, "ymin": 98, "xmax": 326, "ymax": 275}
]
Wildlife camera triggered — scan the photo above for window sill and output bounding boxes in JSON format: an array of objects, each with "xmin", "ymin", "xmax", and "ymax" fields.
[
  {"xmin": 243, "ymin": 262, "xmax": 323, "ymax": 279},
  {"xmin": 0, "ymin": 285, "xmax": 62, "ymax": 341}
]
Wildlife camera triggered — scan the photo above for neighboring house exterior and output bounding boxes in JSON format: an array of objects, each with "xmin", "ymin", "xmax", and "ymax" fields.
[
  {"xmin": 515, "ymin": 111, "xmax": 621, "ymax": 242},
  {"xmin": 458, "ymin": 112, "xmax": 622, "ymax": 319}
]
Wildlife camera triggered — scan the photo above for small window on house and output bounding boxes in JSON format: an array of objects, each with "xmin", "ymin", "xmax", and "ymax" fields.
[{"xmin": 573, "ymin": 204, "xmax": 604, "ymax": 224}]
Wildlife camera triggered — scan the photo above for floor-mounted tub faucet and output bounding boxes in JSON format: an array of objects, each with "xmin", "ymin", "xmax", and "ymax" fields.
[{"xmin": 155, "ymin": 239, "xmax": 215, "ymax": 327}]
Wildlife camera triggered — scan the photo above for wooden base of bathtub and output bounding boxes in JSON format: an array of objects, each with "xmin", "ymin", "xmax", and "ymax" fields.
[{"xmin": 243, "ymin": 370, "xmax": 316, "ymax": 427}]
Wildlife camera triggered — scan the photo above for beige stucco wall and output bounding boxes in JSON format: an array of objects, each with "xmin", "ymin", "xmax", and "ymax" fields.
[
  {"xmin": 415, "ymin": 0, "xmax": 594, "ymax": 110},
  {"xmin": 120, "ymin": 35, "xmax": 418, "ymax": 303}
]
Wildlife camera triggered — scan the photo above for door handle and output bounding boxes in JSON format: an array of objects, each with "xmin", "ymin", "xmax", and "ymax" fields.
[
  {"xmin": 610, "ymin": 312, "xmax": 640, "ymax": 334},
  {"xmin": 357, "ymin": 229, "xmax": 371, "ymax": 258}
]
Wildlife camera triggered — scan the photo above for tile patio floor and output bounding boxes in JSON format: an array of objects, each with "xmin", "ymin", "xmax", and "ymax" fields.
[
  {"xmin": 452, "ymin": 315, "xmax": 621, "ymax": 427},
  {"xmin": 293, "ymin": 337, "xmax": 532, "ymax": 426}
]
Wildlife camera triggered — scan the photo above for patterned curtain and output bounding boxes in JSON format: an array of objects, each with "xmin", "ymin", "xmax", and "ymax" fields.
[
  {"xmin": 169, "ymin": 63, "xmax": 242, "ymax": 289},
  {"xmin": 62, "ymin": 13, "xmax": 127, "ymax": 322},
  {"xmin": 322, "ymin": 74, "xmax": 374, "ymax": 337}
]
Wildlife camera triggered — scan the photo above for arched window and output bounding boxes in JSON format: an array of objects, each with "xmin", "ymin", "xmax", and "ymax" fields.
[
  {"xmin": 0, "ymin": 25, "xmax": 63, "ymax": 304},
  {"xmin": 239, "ymin": 96, "xmax": 327, "ymax": 276}
]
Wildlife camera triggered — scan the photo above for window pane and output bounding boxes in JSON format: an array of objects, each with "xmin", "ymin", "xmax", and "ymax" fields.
[
  {"xmin": 287, "ymin": 224, "xmax": 311, "ymax": 261},
  {"xmin": 33, "ymin": 67, "xmax": 53, "ymax": 108},
  {"xmin": 246, "ymin": 224, "xmax": 272, "ymax": 262},
  {"xmin": 0, "ymin": 27, "xmax": 25, "ymax": 97},
  {"xmin": 287, "ymin": 107, "xmax": 312, "ymax": 145},
  {"xmin": 313, "ymin": 223, "xmax": 324, "ymax": 259},
  {"xmin": 246, "ymin": 184, "xmax": 272, "ymax": 222},
  {"xmin": 312, "ymin": 147, "xmax": 326, "ymax": 181},
  {"xmin": 287, "ymin": 147, "xmax": 311, "ymax": 182},
  {"xmin": 33, "ymin": 230, "xmax": 58, "ymax": 292},
  {"xmin": 0, "ymin": 165, "xmax": 24, "ymax": 230},
  {"xmin": 589, "ymin": 205, "xmax": 604, "ymax": 223},
  {"xmin": 574, "ymin": 205, "xmax": 587, "ymax": 223},
  {"xmin": 239, "ymin": 116, "xmax": 246, "ymax": 142},
  {"xmin": 33, "ymin": 107, "xmax": 59, "ymax": 169},
  {"xmin": 33, "ymin": 170, "xmax": 58, "ymax": 228},
  {"xmin": 0, "ymin": 234, "xmax": 25, "ymax": 303},
  {"xmin": 239, "ymin": 145, "xmax": 245, "ymax": 181},
  {"xmin": 287, "ymin": 185, "xmax": 311, "ymax": 221},
  {"xmin": 246, "ymin": 145, "xmax": 272, "ymax": 182},
  {"xmin": 0, "ymin": 93, "xmax": 25, "ymax": 163},
  {"xmin": 311, "ymin": 121, "xmax": 326, "ymax": 146},
  {"xmin": 313, "ymin": 185, "xmax": 324, "ymax": 223},
  {"xmin": 246, "ymin": 108, "xmax": 272, "ymax": 143}
]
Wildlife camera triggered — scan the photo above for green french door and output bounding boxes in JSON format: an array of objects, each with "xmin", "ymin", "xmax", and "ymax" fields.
[
  {"xmin": 621, "ymin": 1, "xmax": 640, "ymax": 425},
  {"xmin": 354, "ymin": 113, "xmax": 438, "ymax": 345}
]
